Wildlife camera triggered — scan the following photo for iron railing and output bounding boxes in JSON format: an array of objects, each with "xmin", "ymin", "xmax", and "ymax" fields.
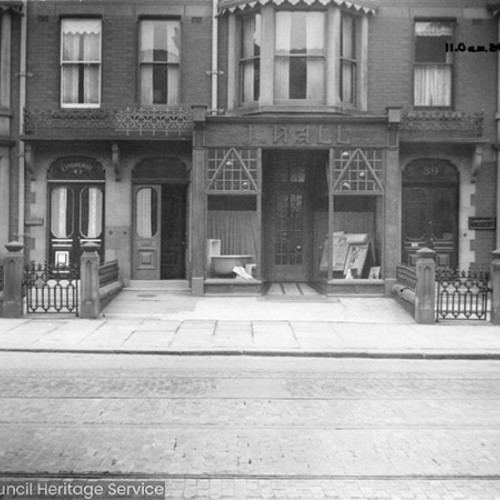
[
  {"xmin": 436, "ymin": 268, "xmax": 491, "ymax": 321},
  {"xmin": 24, "ymin": 262, "xmax": 79, "ymax": 315},
  {"xmin": 99, "ymin": 260, "xmax": 119, "ymax": 288},
  {"xmin": 24, "ymin": 107, "xmax": 193, "ymax": 137}
]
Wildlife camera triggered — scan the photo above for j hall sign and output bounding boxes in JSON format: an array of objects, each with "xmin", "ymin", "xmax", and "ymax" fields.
[{"xmin": 205, "ymin": 123, "xmax": 387, "ymax": 148}]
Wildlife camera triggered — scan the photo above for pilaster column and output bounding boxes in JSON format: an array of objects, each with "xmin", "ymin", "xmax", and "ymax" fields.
[{"xmin": 0, "ymin": 11, "xmax": 12, "ymax": 109}]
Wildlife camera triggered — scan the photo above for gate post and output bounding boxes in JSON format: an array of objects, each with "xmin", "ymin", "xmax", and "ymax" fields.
[
  {"xmin": 80, "ymin": 242, "xmax": 100, "ymax": 319},
  {"xmin": 415, "ymin": 247, "xmax": 436, "ymax": 324},
  {"xmin": 2, "ymin": 241, "xmax": 24, "ymax": 318},
  {"xmin": 491, "ymin": 249, "xmax": 500, "ymax": 325}
]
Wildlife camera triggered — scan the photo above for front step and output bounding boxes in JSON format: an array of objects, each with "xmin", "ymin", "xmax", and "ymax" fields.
[{"xmin": 125, "ymin": 280, "xmax": 190, "ymax": 291}]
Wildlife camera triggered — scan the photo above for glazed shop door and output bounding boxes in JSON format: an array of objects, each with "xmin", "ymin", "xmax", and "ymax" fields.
[
  {"xmin": 264, "ymin": 163, "xmax": 309, "ymax": 282},
  {"xmin": 133, "ymin": 185, "xmax": 187, "ymax": 280},
  {"xmin": 49, "ymin": 184, "xmax": 104, "ymax": 265},
  {"xmin": 402, "ymin": 186, "xmax": 458, "ymax": 268}
]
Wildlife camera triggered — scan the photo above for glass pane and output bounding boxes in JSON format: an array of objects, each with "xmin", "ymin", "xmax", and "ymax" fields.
[
  {"xmin": 136, "ymin": 188, "xmax": 158, "ymax": 238},
  {"xmin": 432, "ymin": 189, "xmax": 455, "ymax": 240},
  {"xmin": 415, "ymin": 22, "xmax": 452, "ymax": 63},
  {"xmin": 51, "ymin": 187, "xmax": 74, "ymax": 238},
  {"xmin": 404, "ymin": 189, "xmax": 427, "ymax": 240},
  {"xmin": 341, "ymin": 15, "xmax": 355, "ymax": 59},
  {"xmin": 62, "ymin": 20, "xmax": 101, "ymax": 62},
  {"xmin": 140, "ymin": 20, "xmax": 180, "ymax": 63},
  {"xmin": 80, "ymin": 187, "xmax": 103, "ymax": 238},
  {"xmin": 414, "ymin": 65, "xmax": 452, "ymax": 106}
]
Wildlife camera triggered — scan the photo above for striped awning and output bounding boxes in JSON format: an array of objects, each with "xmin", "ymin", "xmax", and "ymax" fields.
[{"xmin": 219, "ymin": 0, "xmax": 377, "ymax": 15}]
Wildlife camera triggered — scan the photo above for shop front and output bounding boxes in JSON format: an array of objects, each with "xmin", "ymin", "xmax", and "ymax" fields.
[{"xmin": 193, "ymin": 114, "xmax": 400, "ymax": 296}]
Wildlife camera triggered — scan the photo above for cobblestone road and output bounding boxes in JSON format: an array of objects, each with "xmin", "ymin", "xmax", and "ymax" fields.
[{"xmin": 0, "ymin": 354, "xmax": 499, "ymax": 499}]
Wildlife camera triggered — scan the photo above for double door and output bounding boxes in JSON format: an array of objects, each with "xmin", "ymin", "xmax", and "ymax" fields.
[
  {"xmin": 49, "ymin": 183, "xmax": 104, "ymax": 266},
  {"xmin": 402, "ymin": 185, "xmax": 458, "ymax": 268},
  {"xmin": 133, "ymin": 184, "xmax": 187, "ymax": 280}
]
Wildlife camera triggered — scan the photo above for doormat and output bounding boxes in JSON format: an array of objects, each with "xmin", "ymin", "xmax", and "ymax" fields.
[{"xmin": 263, "ymin": 282, "xmax": 328, "ymax": 301}]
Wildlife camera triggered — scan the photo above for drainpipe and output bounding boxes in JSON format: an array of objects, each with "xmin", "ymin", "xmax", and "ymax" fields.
[
  {"xmin": 18, "ymin": 0, "xmax": 27, "ymax": 246},
  {"xmin": 497, "ymin": 14, "xmax": 500, "ymax": 249},
  {"xmin": 210, "ymin": 0, "xmax": 218, "ymax": 114}
]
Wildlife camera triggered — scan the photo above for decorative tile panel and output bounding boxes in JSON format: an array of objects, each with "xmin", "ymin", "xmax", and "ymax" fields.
[
  {"xmin": 331, "ymin": 148, "xmax": 384, "ymax": 194},
  {"xmin": 208, "ymin": 148, "xmax": 259, "ymax": 193}
]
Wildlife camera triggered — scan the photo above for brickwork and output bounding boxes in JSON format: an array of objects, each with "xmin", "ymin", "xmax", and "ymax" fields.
[{"xmin": 27, "ymin": 1, "xmax": 212, "ymax": 110}]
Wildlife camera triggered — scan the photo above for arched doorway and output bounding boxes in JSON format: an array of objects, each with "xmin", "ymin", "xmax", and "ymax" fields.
[
  {"xmin": 132, "ymin": 158, "xmax": 189, "ymax": 280},
  {"xmin": 47, "ymin": 157, "xmax": 105, "ymax": 265},
  {"xmin": 402, "ymin": 159, "xmax": 459, "ymax": 268}
]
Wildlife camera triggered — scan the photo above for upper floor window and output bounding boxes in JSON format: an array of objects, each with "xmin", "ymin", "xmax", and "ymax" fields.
[
  {"xmin": 274, "ymin": 11, "xmax": 325, "ymax": 101},
  {"xmin": 139, "ymin": 20, "xmax": 181, "ymax": 105},
  {"xmin": 229, "ymin": 4, "xmax": 369, "ymax": 112},
  {"xmin": 414, "ymin": 21, "xmax": 453, "ymax": 107},
  {"xmin": 340, "ymin": 14, "xmax": 356, "ymax": 104},
  {"xmin": 240, "ymin": 13, "xmax": 261, "ymax": 103},
  {"xmin": 61, "ymin": 19, "xmax": 101, "ymax": 108}
]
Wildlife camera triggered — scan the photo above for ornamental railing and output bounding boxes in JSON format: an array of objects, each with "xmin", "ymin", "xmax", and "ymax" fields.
[
  {"xmin": 23, "ymin": 261, "xmax": 79, "ymax": 315},
  {"xmin": 24, "ymin": 107, "xmax": 194, "ymax": 137},
  {"xmin": 436, "ymin": 268, "xmax": 491, "ymax": 321},
  {"xmin": 401, "ymin": 110, "xmax": 484, "ymax": 138}
]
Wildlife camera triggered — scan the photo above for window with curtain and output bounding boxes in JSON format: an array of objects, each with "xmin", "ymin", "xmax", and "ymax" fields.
[
  {"xmin": 239, "ymin": 13, "xmax": 261, "ymax": 103},
  {"xmin": 136, "ymin": 188, "xmax": 158, "ymax": 238},
  {"xmin": 61, "ymin": 19, "xmax": 101, "ymax": 107},
  {"xmin": 340, "ymin": 14, "xmax": 356, "ymax": 104},
  {"xmin": 139, "ymin": 20, "xmax": 181, "ymax": 105},
  {"xmin": 51, "ymin": 187, "xmax": 74, "ymax": 238},
  {"xmin": 274, "ymin": 11, "xmax": 325, "ymax": 101},
  {"xmin": 414, "ymin": 21, "xmax": 453, "ymax": 107},
  {"xmin": 80, "ymin": 187, "xmax": 103, "ymax": 238}
]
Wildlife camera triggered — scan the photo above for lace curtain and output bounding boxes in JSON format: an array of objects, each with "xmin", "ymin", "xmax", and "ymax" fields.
[
  {"xmin": 140, "ymin": 21, "xmax": 180, "ymax": 105},
  {"xmin": 61, "ymin": 20, "xmax": 100, "ymax": 105}
]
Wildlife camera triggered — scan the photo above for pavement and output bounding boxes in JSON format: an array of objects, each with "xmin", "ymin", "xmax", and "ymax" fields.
[{"xmin": 0, "ymin": 290, "xmax": 498, "ymax": 358}]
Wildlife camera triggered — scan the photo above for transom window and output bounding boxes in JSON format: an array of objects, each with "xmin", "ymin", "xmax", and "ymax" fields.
[
  {"xmin": 414, "ymin": 21, "xmax": 453, "ymax": 107},
  {"xmin": 139, "ymin": 19, "xmax": 181, "ymax": 105},
  {"xmin": 274, "ymin": 11, "xmax": 325, "ymax": 101},
  {"xmin": 60, "ymin": 19, "xmax": 102, "ymax": 108}
]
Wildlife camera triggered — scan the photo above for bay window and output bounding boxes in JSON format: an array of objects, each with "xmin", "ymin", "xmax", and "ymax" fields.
[
  {"xmin": 414, "ymin": 21, "xmax": 453, "ymax": 107},
  {"xmin": 139, "ymin": 20, "xmax": 181, "ymax": 105},
  {"xmin": 61, "ymin": 19, "xmax": 101, "ymax": 107},
  {"xmin": 274, "ymin": 11, "xmax": 325, "ymax": 101},
  {"xmin": 230, "ymin": 5, "xmax": 369, "ymax": 110}
]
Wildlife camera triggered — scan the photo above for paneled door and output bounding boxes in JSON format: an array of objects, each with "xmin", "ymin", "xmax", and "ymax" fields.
[
  {"xmin": 133, "ymin": 185, "xmax": 161, "ymax": 280},
  {"xmin": 402, "ymin": 186, "xmax": 458, "ymax": 268},
  {"xmin": 133, "ymin": 184, "xmax": 187, "ymax": 280},
  {"xmin": 49, "ymin": 183, "xmax": 104, "ymax": 266}
]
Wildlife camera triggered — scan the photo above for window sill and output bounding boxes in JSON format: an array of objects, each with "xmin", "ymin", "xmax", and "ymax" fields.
[{"xmin": 231, "ymin": 103, "xmax": 363, "ymax": 116}]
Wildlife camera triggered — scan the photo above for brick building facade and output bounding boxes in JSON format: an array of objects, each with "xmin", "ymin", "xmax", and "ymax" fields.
[{"xmin": 13, "ymin": 0, "xmax": 500, "ymax": 297}]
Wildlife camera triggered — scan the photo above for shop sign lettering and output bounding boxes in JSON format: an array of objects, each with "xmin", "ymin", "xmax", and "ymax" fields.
[{"xmin": 243, "ymin": 124, "xmax": 353, "ymax": 146}]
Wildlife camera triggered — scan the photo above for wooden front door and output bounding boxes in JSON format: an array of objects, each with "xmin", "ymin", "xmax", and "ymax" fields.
[
  {"xmin": 402, "ymin": 185, "xmax": 458, "ymax": 268},
  {"xmin": 265, "ymin": 163, "xmax": 309, "ymax": 281},
  {"xmin": 160, "ymin": 186, "xmax": 187, "ymax": 279},
  {"xmin": 49, "ymin": 183, "xmax": 105, "ymax": 266},
  {"xmin": 133, "ymin": 184, "xmax": 187, "ymax": 280}
]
